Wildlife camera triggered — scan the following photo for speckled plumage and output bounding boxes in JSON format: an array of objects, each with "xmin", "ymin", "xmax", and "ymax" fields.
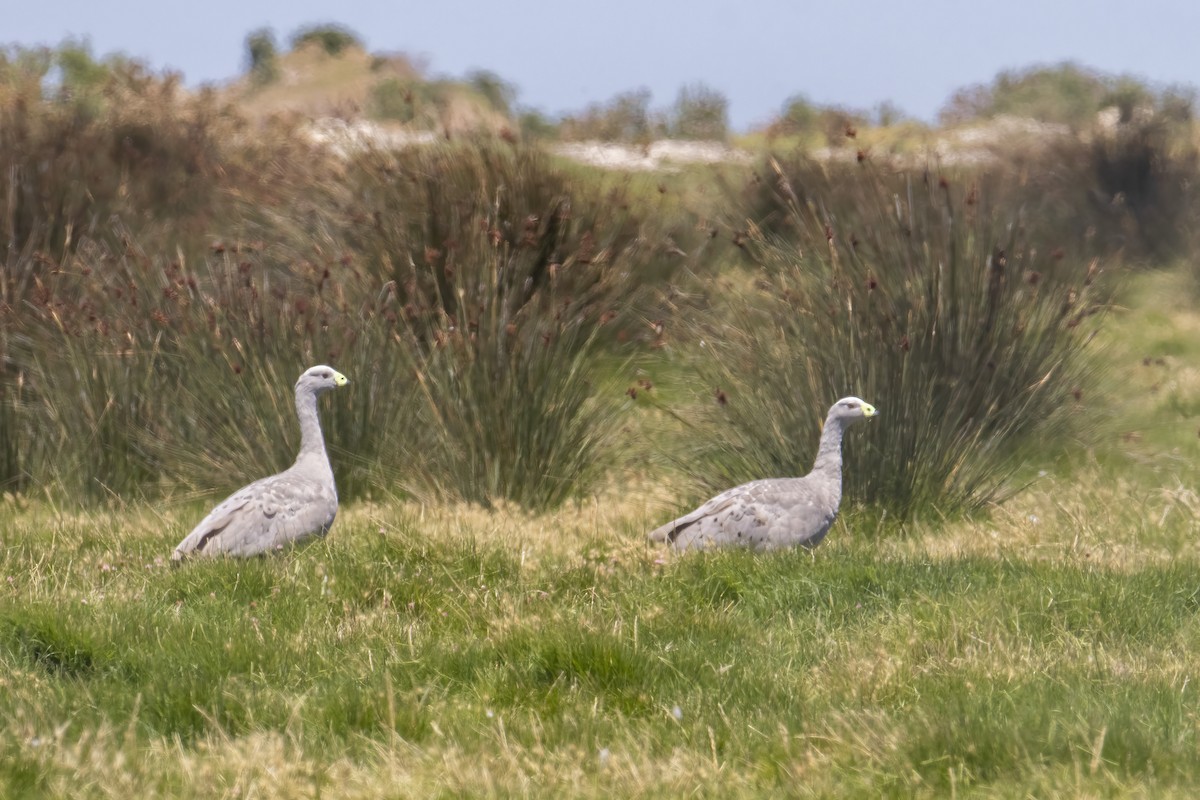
[
  {"xmin": 648, "ymin": 396, "xmax": 876, "ymax": 551},
  {"xmin": 171, "ymin": 365, "xmax": 349, "ymax": 561}
]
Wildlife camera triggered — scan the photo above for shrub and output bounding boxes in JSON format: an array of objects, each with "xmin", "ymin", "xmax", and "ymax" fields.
[
  {"xmin": 466, "ymin": 70, "xmax": 516, "ymax": 117},
  {"xmin": 396, "ymin": 294, "xmax": 622, "ymax": 510},
  {"xmin": 0, "ymin": 56, "xmax": 245, "ymax": 263},
  {"xmin": 1088, "ymin": 119, "xmax": 1200, "ymax": 264},
  {"xmin": 680, "ymin": 156, "xmax": 1107, "ymax": 518},
  {"xmin": 369, "ymin": 78, "xmax": 459, "ymax": 127},
  {"xmin": 940, "ymin": 62, "xmax": 1113, "ymax": 127},
  {"xmin": 289, "ymin": 24, "xmax": 363, "ymax": 57},
  {"xmin": 7, "ymin": 236, "xmax": 422, "ymax": 502},
  {"xmin": 735, "ymin": 126, "xmax": 1200, "ymax": 269},
  {"xmin": 778, "ymin": 94, "xmax": 819, "ymax": 136},
  {"xmin": 0, "ymin": 59, "xmax": 315, "ymax": 494},
  {"xmin": 321, "ymin": 144, "xmax": 696, "ymax": 343},
  {"xmin": 517, "ymin": 109, "xmax": 558, "ymax": 140},
  {"xmin": 266, "ymin": 143, "xmax": 699, "ymax": 507},
  {"xmin": 558, "ymin": 88, "xmax": 661, "ymax": 142},
  {"xmin": 245, "ymin": 28, "xmax": 279, "ymax": 86},
  {"xmin": 669, "ymin": 82, "xmax": 728, "ymax": 141},
  {"xmin": 939, "ymin": 62, "xmax": 1197, "ymax": 131},
  {"xmin": 0, "ymin": 141, "xmax": 698, "ymax": 510}
]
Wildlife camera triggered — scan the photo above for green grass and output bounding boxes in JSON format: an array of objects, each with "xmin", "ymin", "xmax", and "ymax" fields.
[{"xmin": 2, "ymin": 499, "xmax": 1199, "ymax": 797}]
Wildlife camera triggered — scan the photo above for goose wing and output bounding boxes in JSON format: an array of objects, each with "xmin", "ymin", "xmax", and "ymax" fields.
[
  {"xmin": 648, "ymin": 477, "xmax": 836, "ymax": 551},
  {"xmin": 172, "ymin": 470, "xmax": 337, "ymax": 561}
]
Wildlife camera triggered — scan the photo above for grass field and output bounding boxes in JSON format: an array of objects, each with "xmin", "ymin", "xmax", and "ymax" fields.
[{"xmin": 2, "ymin": 264, "xmax": 1199, "ymax": 798}]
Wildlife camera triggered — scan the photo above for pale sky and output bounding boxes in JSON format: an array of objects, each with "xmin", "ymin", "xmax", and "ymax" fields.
[{"xmin": 7, "ymin": 0, "xmax": 1200, "ymax": 129}]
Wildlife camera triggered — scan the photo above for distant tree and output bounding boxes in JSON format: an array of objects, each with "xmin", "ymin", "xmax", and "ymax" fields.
[
  {"xmin": 1103, "ymin": 76, "xmax": 1156, "ymax": 123},
  {"xmin": 605, "ymin": 88, "xmax": 655, "ymax": 140},
  {"xmin": 245, "ymin": 27, "xmax": 278, "ymax": 85},
  {"xmin": 289, "ymin": 23, "xmax": 363, "ymax": 56},
  {"xmin": 874, "ymin": 100, "xmax": 907, "ymax": 127},
  {"xmin": 939, "ymin": 62, "xmax": 1136, "ymax": 128},
  {"xmin": 466, "ymin": 69, "xmax": 517, "ymax": 116},
  {"xmin": 1158, "ymin": 85, "xmax": 1196, "ymax": 124},
  {"xmin": 670, "ymin": 82, "xmax": 729, "ymax": 140},
  {"xmin": 779, "ymin": 94, "xmax": 819, "ymax": 135},
  {"xmin": 558, "ymin": 88, "xmax": 661, "ymax": 142},
  {"xmin": 0, "ymin": 45, "xmax": 53, "ymax": 94},
  {"xmin": 817, "ymin": 107, "xmax": 868, "ymax": 146},
  {"xmin": 517, "ymin": 109, "xmax": 558, "ymax": 140},
  {"xmin": 55, "ymin": 39, "xmax": 109, "ymax": 93}
]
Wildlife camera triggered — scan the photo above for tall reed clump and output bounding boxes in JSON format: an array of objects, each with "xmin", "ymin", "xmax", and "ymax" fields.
[
  {"xmin": 682, "ymin": 156, "xmax": 1107, "ymax": 519},
  {"xmin": 736, "ymin": 123, "xmax": 1200, "ymax": 274},
  {"xmin": 1087, "ymin": 118, "xmax": 1200, "ymax": 268},
  {"xmin": 3, "ymin": 139, "xmax": 697, "ymax": 510},
  {"xmin": 0, "ymin": 49, "xmax": 318, "ymax": 498},
  {"xmin": 265, "ymin": 143, "xmax": 700, "ymax": 509},
  {"xmin": 1013, "ymin": 121, "xmax": 1200, "ymax": 268},
  {"xmin": 0, "ymin": 56, "xmax": 246, "ymax": 269},
  {"xmin": 4, "ymin": 235, "xmax": 423, "ymax": 503},
  {"xmin": 398, "ymin": 301, "xmax": 619, "ymax": 510}
]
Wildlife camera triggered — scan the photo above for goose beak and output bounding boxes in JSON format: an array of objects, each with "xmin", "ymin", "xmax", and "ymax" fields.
[
  {"xmin": 333, "ymin": 371, "xmax": 350, "ymax": 387},
  {"xmin": 861, "ymin": 402, "xmax": 877, "ymax": 418}
]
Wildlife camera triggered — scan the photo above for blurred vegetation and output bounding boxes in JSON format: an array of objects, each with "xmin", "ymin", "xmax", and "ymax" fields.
[
  {"xmin": 369, "ymin": 77, "xmax": 451, "ymax": 125},
  {"xmin": 940, "ymin": 61, "xmax": 1196, "ymax": 128},
  {"xmin": 556, "ymin": 82, "xmax": 732, "ymax": 142},
  {"xmin": 0, "ymin": 42, "xmax": 261, "ymax": 261},
  {"xmin": 668, "ymin": 82, "xmax": 730, "ymax": 141},
  {"xmin": 769, "ymin": 94, "xmax": 872, "ymax": 147},
  {"xmin": 738, "ymin": 116, "xmax": 1200, "ymax": 268},
  {"xmin": 288, "ymin": 23, "xmax": 364, "ymax": 57},
  {"xmin": 516, "ymin": 108, "xmax": 559, "ymax": 140},
  {"xmin": 3, "ymin": 37, "xmax": 1200, "ymax": 522},
  {"xmin": 466, "ymin": 69, "xmax": 517, "ymax": 117},
  {"xmin": 559, "ymin": 88, "xmax": 664, "ymax": 142},
  {"xmin": 244, "ymin": 27, "xmax": 279, "ymax": 86}
]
